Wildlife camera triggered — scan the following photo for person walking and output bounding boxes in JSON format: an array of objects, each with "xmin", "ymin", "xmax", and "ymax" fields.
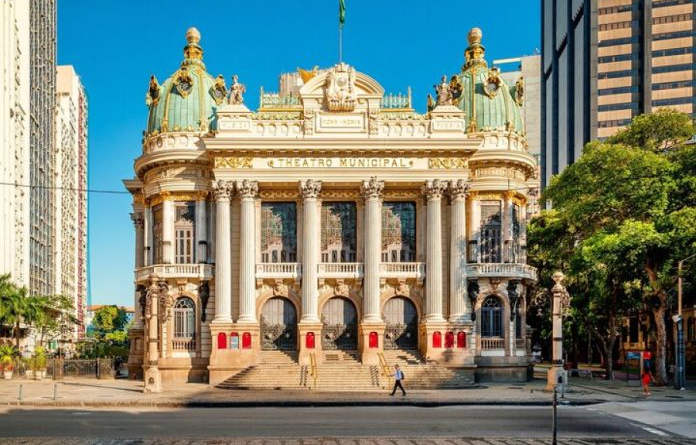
[
  {"xmin": 390, "ymin": 364, "xmax": 406, "ymax": 396},
  {"xmin": 642, "ymin": 367, "xmax": 653, "ymax": 396}
]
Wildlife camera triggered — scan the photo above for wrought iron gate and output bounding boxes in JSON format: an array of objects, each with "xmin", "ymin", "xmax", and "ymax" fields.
[
  {"xmin": 383, "ymin": 296, "xmax": 418, "ymax": 350},
  {"xmin": 321, "ymin": 297, "xmax": 358, "ymax": 350},
  {"xmin": 261, "ymin": 297, "xmax": 297, "ymax": 350}
]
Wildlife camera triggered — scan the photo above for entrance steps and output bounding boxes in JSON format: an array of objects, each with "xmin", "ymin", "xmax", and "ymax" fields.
[{"xmin": 217, "ymin": 349, "xmax": 475, "ymax": 391}]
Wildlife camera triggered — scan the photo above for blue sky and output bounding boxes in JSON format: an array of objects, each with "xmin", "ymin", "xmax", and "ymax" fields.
[{"xmin": 57, "ymin": 0, "xmax": 540, "ymax": 307}]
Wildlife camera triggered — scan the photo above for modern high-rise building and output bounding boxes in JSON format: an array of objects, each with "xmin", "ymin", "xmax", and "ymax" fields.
[
  {"xmin": 55, "ymin": 65, "xmax": 89, "ymax": 339},
  {"xmin": 0, "ymin": 0, "xmax": 31, "ymax": 288},
  {"xmin": 541, "ymin": 0, "xmax": 695, "ymax": 188},
  {"xmin": 29, "ymin": 0, "xmax": 57, "ymax": 296}
]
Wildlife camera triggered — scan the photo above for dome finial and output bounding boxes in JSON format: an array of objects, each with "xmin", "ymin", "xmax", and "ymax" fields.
[
  {"xmin": 186, "ymin": 27, "xmax": 201, "ymax": 44},
  {"xmin": 183, "ymin": 27, "xmax": 204, "ymax": 61},
  {"xmin": 463, "ymin": 27, "xmax": 487, "ymax": 70}
]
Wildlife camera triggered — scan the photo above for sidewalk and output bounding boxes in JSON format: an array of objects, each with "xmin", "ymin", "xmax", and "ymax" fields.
[{"xmin": 2, "ymin": 376, "xmax": 695, "ymax": 408}]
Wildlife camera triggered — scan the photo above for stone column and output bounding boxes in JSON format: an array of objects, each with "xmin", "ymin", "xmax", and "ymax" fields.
[
  {"xmin": 162, "ymin": 195, "xmax": 175, "ymax": 264},
  {"xmin": 448, "ymin": 180, "xmax": 469, "ymax": 322},
  {"xmin": 143, "ymin": 276, "xmax": 163, "ymax": 393},
  {"xmin": 468, "ymin": 192, "xmax": 481, "ymax": 263},
  {"xmin": 131, "ymin": 212, "xmax": 145, "ymax": 329},
  {"xmin": 195, "ymin": 193, "xmax": 208, "ymax": 263},
  {"xmin": 519, "ymin": 198, "xmax": 528, "ymax": 263},
  {"xmin": 423, "ymin": 180, "xmax": 447, "ymax": 322},
  {"xmin": 237, "ymin": 180, "xmax": 259, "ymax": 324},
  {"xmin": 360, "ymin": 177, "xmax": 384, "ymax": 323},
  {"xmin": 502, "ymin": 191, "xmax": 514, "ymax": 262},
  {"xmin": 212, "ymin": 180, "xmax": 233, "ymax": 323},
  {"xmin": 143, "ymin": 207, "xmax": 153, "ymax": 266},
  {"xmin": 299, "ymin": 180, "xmax": 321, "ymax": 322}
]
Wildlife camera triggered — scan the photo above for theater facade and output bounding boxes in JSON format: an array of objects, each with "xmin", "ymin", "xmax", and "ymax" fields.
[{"xmin": 124, "ymin": 27, "xmax": 538, "ymax": 391}]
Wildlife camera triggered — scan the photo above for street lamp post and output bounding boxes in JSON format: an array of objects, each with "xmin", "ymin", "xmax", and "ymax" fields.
[
  {"xmin": 675, "ymin": 253, "xmax": 696, "ymax": 390},
  {"xmin": 546, "ymin": 271, "xmax": 572, "ymax": 392}
]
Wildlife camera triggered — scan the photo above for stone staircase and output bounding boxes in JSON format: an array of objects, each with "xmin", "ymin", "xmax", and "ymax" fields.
[
  {"xmin": 381, "ymin": 349, "xmax": 476, "ymax": 389},
  {"xmin": 216, "ymin": 350, "xmax": 306, "ymax": 390},
  {"xmin": 216, "ymin": 349, "xmax": 475, "ymax": 391}
]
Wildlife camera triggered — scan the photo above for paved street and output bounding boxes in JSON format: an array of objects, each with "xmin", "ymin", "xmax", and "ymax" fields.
[{"xmin": 0, "ymin": 405, "xmax": 688, "ymax": 441}]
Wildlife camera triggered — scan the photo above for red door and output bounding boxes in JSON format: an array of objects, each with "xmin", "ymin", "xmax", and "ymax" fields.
[{"xmin": 433, "ymin": 331, "xmax": 442, "ymax": 348}]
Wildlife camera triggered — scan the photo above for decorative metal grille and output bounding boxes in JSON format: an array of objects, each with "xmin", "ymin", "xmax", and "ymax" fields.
[
  {"xmin": 384, "ymin": 322, "xmax": 417, "ymax": 350},
  {"xmin": 261, "ymin": 203, "xmax": 297, "ymax": 263},
  {"xmin": 321, "ymin": 322, "xmax": 358, "ymax": 350},
  {"xmin": 382, "ymin": 202, "xmax": 416, "ymax": 262},
  {"xmin": 261, "ymin": 318, "xmax": 297, "ymax": 350}
]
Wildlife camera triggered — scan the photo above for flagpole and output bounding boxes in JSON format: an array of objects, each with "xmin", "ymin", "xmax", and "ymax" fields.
[{"xmin": 339, "ymin": 26, "xmax": 343, "ymax": 63}]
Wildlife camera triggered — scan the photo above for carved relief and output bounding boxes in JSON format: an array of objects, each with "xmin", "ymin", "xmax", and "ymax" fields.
[
  {"xmin": 130, "ymin": 212, "xmax": 144, "ymax": 228},
  {"xmin": 199, "ymin": 281, "xmax": 210, "ymax": 322},
  {"xmin": 211, "ymin": 180, "xmax": 233, "ymax": 200},
  {"xmin": 299, "ymin": 179, "xmax": 322, "ymax": 199},
  {"xmin": 272, "ymin": 280, "xmax": 289, "ymax": 297},
  {"xmin": 236, "ymin": 179, "xmax": 259, "ymax": 199},
  {"xmin": 146, "ymin": 75, "xmax": 160, "ymax": 106},
  {"xmin": 325, "ymin": 63, "xmax": 357, "ymax": 112},
  {"xmin": 428, "ymin": 158, "xmax": 468, "ymax": 169},
  {"xmin": 448, "ymin": 179, "xmax": 470, "ymax": 201},
  {"xmin": 214, "ymin": 157, "xmax": 253, "ymax": 169},
  {"xmin": 360, "ymin": 177, "xmax": 384, "ymax": 200},
  {"xmin": 334, "ymin": 280, "xmax": 350, "ymax": 297},
  {"xmin": 173, "ymin": 67, "xmax": 194, "ymax": 98},
  {"xmin": 210, "ymin": 74, "xmax": 227, "ymax": 106},
  {"xmin": 422, "ymin": 179, "xmax": 447, "ymax": 200}
]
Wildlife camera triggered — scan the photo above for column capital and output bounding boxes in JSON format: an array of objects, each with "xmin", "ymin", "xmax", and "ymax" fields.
[
  {"xmin": 468, "ymin": 190, "xmax": 479, "ymax": 201},
  {"xmin": 236, "ymin": 179, "xmax": 259, "ymax": 199},
  {"xmin": 502, "ymin": 190, "xmax": 515, "ymax": 201},
  {"xmin": 130, "ymin": 212, "xmax": 144, "ymax": 228},
  {"xmin": 211, "ymin": 179, "xmax": 233, "ymax": 201},
  {"xmin": 448, "ymin": 179, "xmax": 470, "ymax": 201},
  {"xmin": 422, "ymin": 179, "xmax": 447, "ymax": 200},
  {"xmin": 299, "ymin": 179, "xmax": 322, "ymax": 199},
  {"xmin": 360, "ymin": 177, "xmax": 384, "ymax": 200}
]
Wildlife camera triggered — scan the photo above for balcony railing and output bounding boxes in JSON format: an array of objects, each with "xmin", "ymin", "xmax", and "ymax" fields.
[
  {"xmin": 255, "ymin": 263, "xmax": 302, "ymax": 280},
  {"xmin": 135, "ymin": 264, "xmax": 214, "ymax": 282},
  {"xmin": 378, "ymin": 262, "xmax": 425, "ymax": 280},
  {"xmin": 172, "ymin": 338, "xmax": 196, "ymax": 351},
  {"xmin": 480, "ymin": 337, "xmax": 505, "ymax": 350},
  {"xmin": 466, "ymin": 263, "xmax": 537, "ymax": 281},
  {"xmin": 317, "ymin": 263, "xmax": 364, "ymax": 279}
]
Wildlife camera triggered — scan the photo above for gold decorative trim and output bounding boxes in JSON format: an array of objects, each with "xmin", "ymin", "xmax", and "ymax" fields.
[
  {"xmin": 133, "ymin": 194, "xmax": 145, "ymax": 205},
  {"xmin": 428, "ymin": 158, "xmax": 468, "ymax": 169},
  {"xmin": 502, "ymin": 190, "xmax": 515, "ymax": 200},
  {"xmin": 383, "ymin": 190, "xmax": 420, "ymax": 200},
  {"xmin": 258, "ymin": 190, "xmax": 298, "ymax": 200},
  {"xmin": 214, "ymin": 157, "xmax": 253, "ymax": 169},
  {"xmin": 321, "ymin": 190, "xmax": 360, "ymax": 200},
  {"xmin": 478, "ymin": 192, "xmax": 502, "ymax": 201},
  {"xmin": 483, "ymin": 67, "xmax": 503, "ymax": 99}
]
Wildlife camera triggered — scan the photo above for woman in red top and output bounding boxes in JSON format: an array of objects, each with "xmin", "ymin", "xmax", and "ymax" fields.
[{"xmin": 642, "ymin": 368, "xmax": 653, "ymax": 396}]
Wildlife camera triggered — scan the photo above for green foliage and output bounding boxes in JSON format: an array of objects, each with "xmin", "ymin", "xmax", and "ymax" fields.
[
  {"xmin": 29, "ymin": 346, "xmax": 47, "ymax": 371},
  {"xmin": 92, "ymin": 306, "xmax": 129, "ymax": 335},
  {"xmin": 530, "ymin": 109, "xmax": 696, "ymax": 381},
  {"xmin": 0, "ymin": 344, "xmax": 16, "ymax": 370}
]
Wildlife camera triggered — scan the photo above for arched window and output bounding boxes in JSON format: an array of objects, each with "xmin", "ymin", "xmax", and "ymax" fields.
[
  {"xmin": 173, "ymin": 297, "xmax": 195, "ymax": 338},
  {"xmin": 481, "ymin": 296, "xmax": 502, "ymax": 338}
]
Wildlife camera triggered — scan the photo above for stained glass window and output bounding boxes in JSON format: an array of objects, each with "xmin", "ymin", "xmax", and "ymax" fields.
[
  {"xmin": 175, "ymin": 202, "xmax": 195, "ymax": 264},
  {"xmin": 261, "ymin": 203, "xmax": 297, "ymax": 263},
  {"xmin": 382, "ymin": 202, "xmax": 416, "ymax": 262},
  {"xmin": 321, "ymin": 202, "xmax": 357, "ymax": 263},
  {"xmin": 480, "ymin": 201, "xmax": 502, "ymax": 263}
]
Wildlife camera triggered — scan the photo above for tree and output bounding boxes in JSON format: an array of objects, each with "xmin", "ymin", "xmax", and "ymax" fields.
[
  {"xmin": 530, "ymin": 110, "xmax": 696, "ymax": 383},
  {"xmin": 91, "ymin": 306, "xmax": 129, "ymax": 336}
]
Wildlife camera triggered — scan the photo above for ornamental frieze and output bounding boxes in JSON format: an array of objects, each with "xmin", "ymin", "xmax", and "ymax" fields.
[
  {"xmin": 428, "ymin": 158, "xmax": 468, "ymax": 169},
  {"xmin": 214, "ymin": 156, "xmax": 253, "ymax": 169}
]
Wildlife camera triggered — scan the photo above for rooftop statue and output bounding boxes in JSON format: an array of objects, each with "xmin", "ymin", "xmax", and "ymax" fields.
[{"xmin": 228, "ymin": 74, "xmax": 246, "ymax": 105}]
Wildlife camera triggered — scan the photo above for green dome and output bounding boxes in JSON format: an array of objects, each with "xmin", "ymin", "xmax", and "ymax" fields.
[
  {"xmin": 455, "ymin": 28, "xmax": 525, "ymax": 134},
  {"xmin": 145, "ymin": 28, "xmax": 226, "ymax": 136}
]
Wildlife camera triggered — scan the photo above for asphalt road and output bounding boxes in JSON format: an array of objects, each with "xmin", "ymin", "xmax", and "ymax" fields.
[{"xmin": 0, "ymin": 405, "xmax": 675, "ymax": 439}]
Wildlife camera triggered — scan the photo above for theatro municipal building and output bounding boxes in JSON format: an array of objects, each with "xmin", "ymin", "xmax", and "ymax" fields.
[{"xmin": 124, "ymin": 27, "xmax": 538, "ymax": 392}]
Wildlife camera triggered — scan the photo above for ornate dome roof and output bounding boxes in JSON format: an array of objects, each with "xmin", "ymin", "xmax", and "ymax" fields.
[
  {"xmin": 454, "ymin": 28, "xmax": 525, "ymax": 134},
  {"xmin": 145, "ymin": 28, "xmax": 227, "ymax": 136}
]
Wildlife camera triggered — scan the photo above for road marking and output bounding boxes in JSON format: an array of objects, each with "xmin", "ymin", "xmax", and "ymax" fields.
[{"xmin": 641, "ymin": 426, "xmax": 668, "ymax": 436}]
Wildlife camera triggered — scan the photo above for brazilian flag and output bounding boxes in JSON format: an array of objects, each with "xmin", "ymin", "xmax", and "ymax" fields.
[{"xmin": 339, "ymin": 0, "xmax": 346, "ymax": 29}]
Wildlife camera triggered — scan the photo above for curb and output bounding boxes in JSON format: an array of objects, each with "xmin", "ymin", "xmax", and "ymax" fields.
[{"xmin": 3, "ymin": 398, "xmax": 608, "ymax": 408}]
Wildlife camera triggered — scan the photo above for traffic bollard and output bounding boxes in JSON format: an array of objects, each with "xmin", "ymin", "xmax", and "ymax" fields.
[
  {"xmin": 18, "ymin": 384, "xmax": 23, "ymax": 403},
  {"xmin": 552, "ymin": 386, "xmax": 558, "ymax": 445},
  {"xmin": 53, "ymin": 383, "xmax": 57, "ymax": 401}
]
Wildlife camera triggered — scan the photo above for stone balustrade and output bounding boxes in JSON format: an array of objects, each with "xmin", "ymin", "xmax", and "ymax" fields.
[
  {"xmin": 480, "ymin": 337, "xmax": 505, "ymax": 350},
  {"xmin": 255, "ymin": 263, "xmax": 302, "ymax": 280},
  {"xmin": 466, "ymin": 263, "xmax": 537, "ymax": 281},
  {"xmin": 134, "ymin": 264, "xmax": 213, "ymax": 282},
  {"xmin": 378, "ymin": 262, "xmax": 426, "ymax": 280},
  {"xmin": 172, "ymin": 338, "xmax": 196, "ymax": 351},
  {"xmin": 317, "ymin": 262, "xmax": 364, "ymax": 279}
]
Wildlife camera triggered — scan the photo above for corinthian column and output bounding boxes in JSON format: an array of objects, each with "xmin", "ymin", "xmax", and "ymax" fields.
[
  {"xmin": 361, "ymin": 177, "xmax": 384, "ymax": 323},
  {"xmin": 423, "ymin": 179, "xmax": 447, "ymax": 322},
  {"xmin": 195, "ymin": 193, "xmax": 208, "ymax": 263},
  {"xmin": 448, "ymin": 180, "xmax": 470, "ymax": 322},
  {"xmin": 162, "ymin": 194, "xmax": 175, "ymax": 264},
  {"xmin": 131, "ymin": 212, "xmax": 145, "ymax": 329},
  {"xmin": 237, "ymin": 179, "xmax": 259, "ymax": 324},
  {"xmin": 299, "ymin": 180, "xmax": 321, "ymax": 322},
  {"xmin": 212, "ymin": 180, "xmax": 233, "ymax": 322},
  {"xmin": 143, "ymin": 206, "xmax": 153, "ymax": 266}
]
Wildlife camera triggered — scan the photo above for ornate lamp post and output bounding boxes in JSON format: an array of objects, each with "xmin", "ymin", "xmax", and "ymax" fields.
[
  {"xmin": 674, "ymin": 253, "xmax": 695, "ymax": 390},
  {"xmin": 545, "ymin": 271, "xmax": 571, "ymax": 391}
]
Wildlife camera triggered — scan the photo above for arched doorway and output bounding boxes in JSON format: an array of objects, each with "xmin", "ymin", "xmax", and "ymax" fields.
[
  {"xmin": 383, "ymin": 297, "xmax": 418, "ymax": 350},
  {"xmin": 321, "ymin": 297, "xmax": 358, "ymax": 350},
  {"xmin": 260, "ymin": 297, "xmax": 297, "ymax": 350}
]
